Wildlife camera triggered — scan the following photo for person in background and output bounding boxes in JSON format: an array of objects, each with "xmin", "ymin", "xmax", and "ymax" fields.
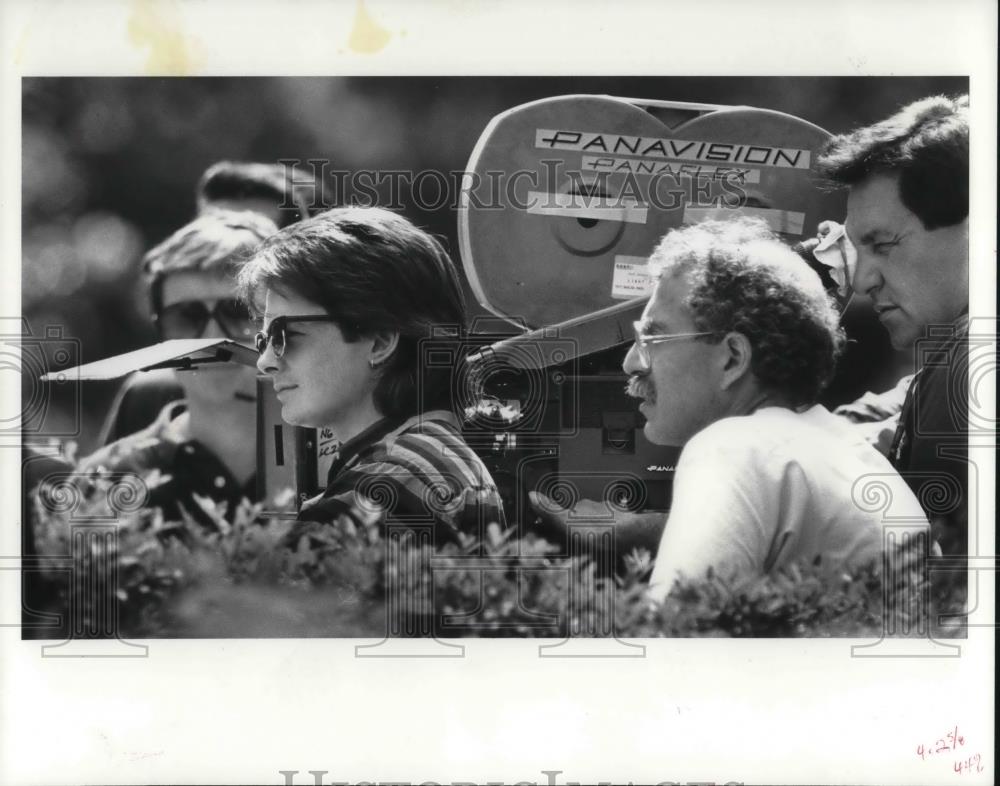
[
  {"xmin": 795, "ymin": 222, "xmax": 911, "ymax": 457},
  {"xmin": 817, "ymin": 94, "xmax": 969, "ymax": 556},
  {"xmin": 79, "ymin": 210, "xmax": 278, "ymax": 527},
  {"xmin": 538, "ymin": 218, "xmax": 930, "ymax": 601},
  {"xmin": 196, "ymin": 160, "xmax": 316, "ymax": 229},
  {"xmin": 240, "ymin": 206, "xmax": 506, "ymax": 544},
  {"xmin": 98, "ymin": 161, "xmax": 319, "ymax": 445}
]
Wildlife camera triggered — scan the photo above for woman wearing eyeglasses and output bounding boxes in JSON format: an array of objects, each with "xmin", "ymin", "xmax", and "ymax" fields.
[
  {"xmin": 78, "ymin": 210, "xmax": 277, "ymax": 527},
  {"xmin": 239, "ymin": 206, "xmax": 505, "ymax": 543}
]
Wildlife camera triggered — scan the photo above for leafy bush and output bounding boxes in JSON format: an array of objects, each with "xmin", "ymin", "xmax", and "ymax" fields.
[{"xmin": 27, "ymin": 483, "xmax": 965, "ymax": 640}]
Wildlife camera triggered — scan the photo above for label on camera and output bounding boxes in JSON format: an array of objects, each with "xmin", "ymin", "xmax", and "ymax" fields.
[
  {"xmin": 581, "ymin": 155, "xmax": 761, "ymax": 184},
  {"xmin": 611, "ymin": 256, "xmax": 655, "ymax": 300},
  {"xmin": 536, "ymin": 129, "xmax": 812, "ymax": 169},
  {"xmin": 525, "ymin": 190, "xmax": 648, "ymax": 224}
]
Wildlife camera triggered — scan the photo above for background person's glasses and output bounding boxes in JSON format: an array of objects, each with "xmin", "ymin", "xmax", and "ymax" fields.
[
  {"xmin": 631, "ymin": 321, "xmax": 716, "ymax": 368},
  {"xmin": 157, "ymin": 298, "xmax": 253, "ymax": 341},
  {"xmin": 254, "ymin": 315, "xmax": 340, "ymax": 359}
]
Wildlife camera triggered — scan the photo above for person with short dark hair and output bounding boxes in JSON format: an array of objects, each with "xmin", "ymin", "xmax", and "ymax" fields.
[
  {"xmin": 817, "ymin": 94, "xmax": 969, "ymax": 556},
  {"xmin": 80, "ymin": 210, "xmax": 278, "ymax": 526},
  {"xmin": 98, "ymin": 160, "xmax": 319, "ymax": 446},
  {"xmin": 196, "ymin": 160, "xmax": 317, "ymax": 229},
  {"xmin": 617, "ymin": 218, "xmax": 928, "ymax": 599},
  {"xmin": 239, "ymin": 206, "xmax": 505, "ymax": 542}
]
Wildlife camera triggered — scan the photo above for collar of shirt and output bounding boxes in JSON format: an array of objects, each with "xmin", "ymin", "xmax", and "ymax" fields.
[
  {"xmin": 146, "ymin": 400, "xmax": 257, "ymax": 506},
  {"xmin": 166, "ymin": 438, "xmax": 257, "ymax": 503},
  {"xmin": 324, "ymin": 409, "xmax": 462, "ymax": 485}
]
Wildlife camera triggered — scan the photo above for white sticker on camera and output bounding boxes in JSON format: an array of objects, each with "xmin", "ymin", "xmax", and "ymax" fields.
[
  {"xmin": 525, "ymin": 190, "xmax": 648, "ymax": 224},
  {"xmin": 611, "ymin": 256, "xmax": 655, "ymax": 300}
]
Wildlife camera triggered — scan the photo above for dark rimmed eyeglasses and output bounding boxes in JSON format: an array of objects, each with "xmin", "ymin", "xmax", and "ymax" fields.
[
  {"xmin": 157, "ymin": 298, "xmax": 254, "ymax": 341},
  {"xmin": 631, "ymin": 320, "xmax": 716, "ymax": 369},
  {"xmin": 254, "ymin": 315, "xmax": 340, "ymax": 359}
]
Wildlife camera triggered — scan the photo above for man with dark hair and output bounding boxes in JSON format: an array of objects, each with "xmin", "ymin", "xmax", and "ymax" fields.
[
  {"xmin": 241, "ymin": 207, "xmax": 505, "ymax": 542},
  {"xmin": 98, "ymin": 161, "xmax": 318, "ymax": 445},
  {"xmin": 816, "ymin": 94, "xmax": 969, "ymax": 555},
  {"xmin": 621, "ymin": 218, "xmax": 929, "ymax": 598},
  {"xmin": 196, "ymin": 160, "xmax": 317, "ymax": 229}
]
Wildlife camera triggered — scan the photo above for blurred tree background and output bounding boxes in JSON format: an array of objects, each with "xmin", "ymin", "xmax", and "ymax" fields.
[{"xmin": 21, "ymin": 76, "xmax": 968, "ymax": 454}]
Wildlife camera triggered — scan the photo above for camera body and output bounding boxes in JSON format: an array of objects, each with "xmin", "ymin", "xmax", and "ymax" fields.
[{"xmin": 456, "ymin": 95, "xmax": 847, "ymax": 526}]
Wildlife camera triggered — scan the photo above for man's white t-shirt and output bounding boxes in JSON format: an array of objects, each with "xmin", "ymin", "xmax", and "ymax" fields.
[{"xmin": 648, "ymin": 405, "xmax": 929, "ymax": 601}]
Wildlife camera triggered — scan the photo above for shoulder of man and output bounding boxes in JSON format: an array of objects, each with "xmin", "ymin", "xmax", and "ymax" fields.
[
  {"xmin": 378, "ymin": 412, "xmax": 494, "ymax": 484},
  {"xmin": 913, "ymin": 319, "xmax": 968, "ymax": 432},
  {"xmin": 350, "ymin": 412, "xmax": 504, "ymax": 528},
  {"xmin": 834, "ymin": 374, "xmax": 915, "ymax": 423},
  {"xmin": 683, "ymin": 408, "xmax": 796, "ymax": 460},
  {"xmin": 679, "ymin": 407, "xmax": 858, "ymax": 489}
]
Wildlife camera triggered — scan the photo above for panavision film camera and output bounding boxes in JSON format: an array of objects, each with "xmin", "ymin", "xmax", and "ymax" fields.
[
  {"xmin": 455, "ymin": 95, "xmax": 846, "ymax": 524},
  {"xmin": 46, "ymin": 95, "xmax": 846, "ymax": 523}
]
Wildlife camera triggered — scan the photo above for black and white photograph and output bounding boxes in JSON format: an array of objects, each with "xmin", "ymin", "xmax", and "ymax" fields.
[
  {"xmin": 15, "ymin": 73, "xmax": 974, "ymax": 641},
  {"xmin": 1, "ymin": 2, "xmax": 995, "ymax": 785}
]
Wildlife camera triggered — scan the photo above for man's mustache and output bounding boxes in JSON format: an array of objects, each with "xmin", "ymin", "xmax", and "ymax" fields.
[{"xmin": 626, "ymin": 374, "xmax": 656, "ymax": 404}]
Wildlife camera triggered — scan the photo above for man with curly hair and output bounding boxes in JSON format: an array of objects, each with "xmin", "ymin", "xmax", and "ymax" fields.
[
  {"xmin": 629, "ymin": 218, "xmax": 928, "ymax": 600},
  {"xmin": 816, "ymin": 94, "xmax": 969, "ymax": 556}
]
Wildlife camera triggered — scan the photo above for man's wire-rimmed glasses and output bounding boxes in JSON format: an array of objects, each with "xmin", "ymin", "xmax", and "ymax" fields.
[{"xmin": 631, "ymin": 320, "xmax": 716, "ymax": 369}]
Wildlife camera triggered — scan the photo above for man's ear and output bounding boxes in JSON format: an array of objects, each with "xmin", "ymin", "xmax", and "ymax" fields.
[
  {"xmin": 718, "ymin": 331, "xmax": 753, "ymax": 390},
  {"xmin": 369, "ymin": 331, "xmax": 400, "ymax": 368}
]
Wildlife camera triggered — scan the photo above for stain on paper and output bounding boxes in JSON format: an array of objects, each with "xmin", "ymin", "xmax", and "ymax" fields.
[
  {"xmin": 13, "ymin": 20, "xmax": 32, "ymax": 65},
  {"xmin": 128, "ymin": 0, "xmax": 203, "ymax": 74},
  {"xmin": 348, "ymin": 0, "xmax": 392, "ymax": 54}
]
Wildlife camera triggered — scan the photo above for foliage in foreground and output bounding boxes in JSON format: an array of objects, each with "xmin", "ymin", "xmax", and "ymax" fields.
[{"xmin": 27, "ymin": 483, "xmax": 967, "ymax": 640}]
